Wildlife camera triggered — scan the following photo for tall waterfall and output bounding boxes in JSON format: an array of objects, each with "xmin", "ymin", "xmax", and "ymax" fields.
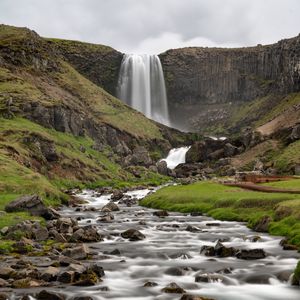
[{"xmin": 117, "ymin": 54, "xmax": 170, "ymax": 126}]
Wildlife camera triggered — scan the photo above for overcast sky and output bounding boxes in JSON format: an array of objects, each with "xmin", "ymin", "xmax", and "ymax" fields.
[{"xmin": 0, "ymin": 0, "xmax": 299, "ymax": 54}]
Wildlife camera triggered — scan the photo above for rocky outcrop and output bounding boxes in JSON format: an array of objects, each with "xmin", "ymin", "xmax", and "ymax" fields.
[
  {"xmin": 49, "ymin": 39, "xmax": 123, "ymax": 96},
  {"xmin": 160, "ymin": 35, "xmax": 300, "ymax": 132}
]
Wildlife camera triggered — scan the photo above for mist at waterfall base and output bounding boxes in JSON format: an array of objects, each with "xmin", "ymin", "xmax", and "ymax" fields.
[
  {"xmin": 161, "ymin": 146, "xmax": 191, "ymax": 169},
  {"xmin": 117, "ymin": 54, "xmax": 170, "ymax": 126}
]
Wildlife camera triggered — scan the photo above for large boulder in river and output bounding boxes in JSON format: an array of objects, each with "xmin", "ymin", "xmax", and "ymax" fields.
[
  {"xmin": 121, "ymin": 229, "xmax": 145, "ymax": 241},
  {"xmin": 36, "ymin": 290, "xmax": 65, "ymax": 300},
  {"xmin": 162, "ymin": 282, "xmax": 186, "ymax": 294},
  {"xmin": 236, "ymin": 249, "xmax": 266, "ymax": 260},
  {"xmin": 101, "ymin": 202, "xmax": 119, "ymax": 212}
]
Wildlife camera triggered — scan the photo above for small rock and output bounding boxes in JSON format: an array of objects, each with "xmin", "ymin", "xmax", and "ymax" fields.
[
  {"xmin": 206, "ymin": 223, "xmax": 220, "ymax": 226},
  {"xmin": 180, "ymin": 295, "xmax": 215, "ymax": 300},
  {"xmin": 0, "ymin": 278, "xmax": 8, "ymax": 288},
  {"xmin": 195, "ymin": 273, "xmax": 222, "ymax": 283},
  {"xmin": 57, "ymin": 271, "xmax": 75, "ymax": 283},
  {"xmin": 162, "ymin": 282, "xmax": 186, "ymax": 294},
  {"xmin": 254, "ymin": 216, "xmax": 272, "ymax": 232},
  {"xmin": 186, "ymin": 225, "xmax": 201, "ymax": 232},
  {"xmin": 101, "ymin": 202, "xmax": 119, "ymax": 212},
  {"xmin": 40, "ymin": 266, "xmax": 60, "ymax": 282},
  {"xmin": 0, "ymin": 267, "xmax": 15, "ymax": 279},
  {"xmin": 0, "ymin": 293, "xmax": 9, "ymax": 300},
  {"xmin": 111, "ymin": 191, "xmax": 124, "ymax": 201},
  {"xmin": 62, "ymin": 244, "xmax": 89, "ymax": 260},
  {"xmin": 144, "ymin": 281, "xmax": 158, "ymax": 287},
  {"xmin": 36, "ymin": 290, "xmax": 65, "ymax": 300},
  {"xmin": 165, "ymin": 267, "xmax": 186, "ymax": 276},
  {"xmin": 153, "ymin": 210, "xmax": 169, "ymax": 217},
  {"xmin": 97, "ymin": 213, "xmax": 114, "ymax": 222},
  {"xmin": 121, "ymin": 229, "xmax": 145, "ymax": 241}
]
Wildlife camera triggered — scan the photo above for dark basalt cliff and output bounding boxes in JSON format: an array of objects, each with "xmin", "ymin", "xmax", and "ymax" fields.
[
  {"xmin": 48, "ymin": 39, "xmax": 123, "ymax": 96},
  {"xmin": 159, "ymin": 36, "xmax": 300, "ymax": 133}
]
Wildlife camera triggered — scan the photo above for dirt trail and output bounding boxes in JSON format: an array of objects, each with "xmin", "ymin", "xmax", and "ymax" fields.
[{"xmin": 224, "ymin": 182, "xmax": 300, "ymax": 194}]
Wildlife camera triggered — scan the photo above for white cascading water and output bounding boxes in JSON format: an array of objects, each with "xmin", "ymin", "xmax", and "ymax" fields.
[
  {"xmin": 117, "ymin": 54, "xmax": 170, "ymax": 126},
  {"xmin": 161, "ymin": 146, "xmax": 191, "ymax": 169}
]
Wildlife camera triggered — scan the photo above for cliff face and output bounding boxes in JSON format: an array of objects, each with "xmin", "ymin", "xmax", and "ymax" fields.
[
  {"xmin": 48, "ymin": 38, "xmax": 123, "ymax": 96},
  {"xmin": 159, "ymin": 36, "xmax": 300, "ymax": 133}
]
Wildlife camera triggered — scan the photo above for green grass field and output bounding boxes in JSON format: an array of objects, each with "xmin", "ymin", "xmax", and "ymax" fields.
[{"xmin": 140, "ymin": 181, "xmax": 300, "ymax": 247}]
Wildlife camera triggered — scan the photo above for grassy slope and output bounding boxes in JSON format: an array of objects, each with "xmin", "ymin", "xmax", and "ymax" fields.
[
  {"xmin": 0, "ymin": 25, "xmax": 171, "ymax": 229},
  {"xmin": 141, "ymin": 181, "xmax": 300, "ymax": 247}
]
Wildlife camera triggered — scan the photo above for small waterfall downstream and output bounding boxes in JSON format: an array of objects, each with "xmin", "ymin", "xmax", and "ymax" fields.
[
  {"xmin": 117, "ymin": 54, "xmax": 170, "ymax": 126},
  {"xmin": 161, "ymin": 146, "xmax": 191, "ymax": 169}
]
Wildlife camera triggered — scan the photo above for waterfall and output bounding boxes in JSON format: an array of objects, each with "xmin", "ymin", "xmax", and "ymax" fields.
[
  {"xmin": 160, "ymin": 146, "xmax": 191, "ymax": 169},
  {"xmin": 117, "ymin": 54, "xmax": 170, "ymax": 126}
]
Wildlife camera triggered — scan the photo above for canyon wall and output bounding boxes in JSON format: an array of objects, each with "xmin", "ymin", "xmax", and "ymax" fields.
[{"xmin": 159, "ymin": 35, "xmax": 300, "ymax": 133}]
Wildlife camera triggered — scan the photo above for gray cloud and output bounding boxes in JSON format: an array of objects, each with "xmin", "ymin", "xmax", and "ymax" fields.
[{"xmin": 0, "ymin": 0, "xmax": 299, "ymax": 54}]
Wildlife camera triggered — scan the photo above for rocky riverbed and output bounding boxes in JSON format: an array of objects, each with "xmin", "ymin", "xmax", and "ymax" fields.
[{"xmin": 0, "ymin": 187, "xmax": 299, "ymax": 300}]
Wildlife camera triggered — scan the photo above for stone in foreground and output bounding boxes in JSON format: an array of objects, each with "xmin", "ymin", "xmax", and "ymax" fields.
[{"xmin": 121, "ymin": 229, "xmax": 145, "ymax": 241}]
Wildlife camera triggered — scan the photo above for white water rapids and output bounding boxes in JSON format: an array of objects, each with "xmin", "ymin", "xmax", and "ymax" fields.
[
  {"xmin": 10, "ymin": 188, "xmax": 300, "ymax": 300},
  {"xmin": 117, "ymin": 54, "xmax": 170, "ymax": 126},
  {"xmin": 160, "ymin": 146, "xmax": 191, "ymax": 169}
]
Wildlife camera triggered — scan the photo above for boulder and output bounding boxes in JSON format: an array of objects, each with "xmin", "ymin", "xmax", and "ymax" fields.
[
  {"xmin": 121, "ymin": 229, "xmax": 145, "ymax": 241},
  {"xmin": 165, "ymin": 267, "xmax": 186, "ymax": 276},
  {"xmin": 236, "ymin": 249, "xmax": 266, "ymax": 260},
  {"xmin": 0, "ymin": 278, "xmax": 8, "ymax": 288},
  {"xmin": 144, "ymin": 281, "xmax": 158, "ymax": 287},
  {"xmin": 0, "ymin": 293, "xmax": 9, "ymax": 300},
  {"xmin": 0, "ymin": 267, "xmax": 15, "ymax": 279},
  {"xmin": 180, "ymin": 295, "xmax": 215, "ymax": 300},
  {"xmin": 254, "ymin": 216, "xmax": 272, "ymax": 232},
  {"xmin": 40, "ymin": 266, "xmax": 60, "ymax": 282},
  {"xmin": 5, "ymin": 195, "xmax": 54, "ymax": 219},
  {"xmin": 130, "ymin": 146, "xmax": 152, "ymax": 166},
  {"xmin": 101, "ymin": 202, "xmax": 120, "ymax": 212},
  {"xmin": 157, "ymin": 160, "xmax": 169, "ymax": 176},
  {"xmin": 36, "ymin": 290, "xmax": 65, "ymax": 300},
  {"xmin": 214, "ymin": 241, "xmax": 236, "ymax": 257},
  {"xmin": 71, "ymin": 225, "xmax": 103, "ymax": 243},
  {"xmin": 62, "ymin": 244, "xmax": 89, "ymax": 260},
  {"xmin": 162, "ymin": 282, "xmax": 186, "ymax": 293},
  {"xmin": 223, "ymin": 143, "xmax": 238, "ymax": 157},
  {"xmin": 111, "ymin": 191, "xmax": 124, "ymax": 201},
  {"xmin": 186, "ymin": 225, "xmax": 201, "ymax": 232},
  {"xmin": 57, "ymin": 271, "xmax": 75, "ymax": 283},
  {"xmin": 153, "ymin": 210, "xmax": 169, "ymax": 217},
  {"xmin": 195, "ymin": 273, "xmax": 223, "ymax": 283},
  {"xmin": 97, "ymin": 213, "xmax": 114, "ymax": 222}
]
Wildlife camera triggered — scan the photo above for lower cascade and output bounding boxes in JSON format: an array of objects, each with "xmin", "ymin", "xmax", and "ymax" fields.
[
  {"xmin": 161, "ymin": 146, "xmax": 191, "ymax": 169},
  {"xmin": 117, "ymin": 54, "xmax": 170, "ymax": 126}
]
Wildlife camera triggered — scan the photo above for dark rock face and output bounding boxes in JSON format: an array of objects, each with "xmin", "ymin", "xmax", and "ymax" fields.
[
  {"xmin": 36, "ymin": 290, "xmax": 65, "ymax": 300},
  {"xmin": 51, "ymin": 39, "xmax": 123, "ymax": 96},
  {"xmin": 159, "ymin": 35, "xmax": 300, "ymax": 132}
]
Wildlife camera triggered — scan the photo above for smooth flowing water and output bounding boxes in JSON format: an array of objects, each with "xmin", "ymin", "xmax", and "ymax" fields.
[
  {"xmin": 160, "ymin": 146, "xmax": 191, "ymax": 169},
  {"xmin": 49, "ymin": 190, "xmax": 300, "ymax": 299},
  {"xmin": 117, "ymin": 54, "xmax": 169, "ymax": 126},
  {"xmin": 9, "ymin": 188, "xmax": 300, "ymax": 299}
]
